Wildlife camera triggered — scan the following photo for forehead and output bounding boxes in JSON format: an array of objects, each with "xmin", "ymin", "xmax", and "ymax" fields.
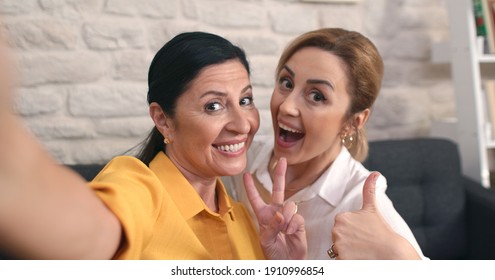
[
  {"xmin": 174, "ymin": 60, "xmax": 251, "ymax": 109},
  {"xmin": 189, "ymin": 60, "xmax": 249, "ymax": 89},
  {"xmin": 286, "ymin": 47, "xmax": 348, "ymax": 82}
]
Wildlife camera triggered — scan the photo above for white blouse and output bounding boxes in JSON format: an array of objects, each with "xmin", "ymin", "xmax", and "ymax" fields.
[{"xmin": 223, "ymin": 135, "xmax": 426, "ymax": 260}]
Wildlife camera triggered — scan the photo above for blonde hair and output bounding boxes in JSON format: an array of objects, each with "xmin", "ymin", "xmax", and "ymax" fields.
[{"xmin": 276, "ymin": 28, "xmax": 384, "ymax": 162}]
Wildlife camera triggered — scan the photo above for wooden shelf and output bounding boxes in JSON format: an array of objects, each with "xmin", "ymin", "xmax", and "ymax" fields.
[
  {"xmin": 486, "ymin": 140, "xmax": 495, "ymax": 149},
  {"xmin": 479, "ymin": 54, "xmax": 495, "ymax": 63}
]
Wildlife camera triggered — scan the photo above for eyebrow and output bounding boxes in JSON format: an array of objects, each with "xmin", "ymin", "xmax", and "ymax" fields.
[
  {"xmin": 199, "ymin": 85, "xmax": 252, "ymax": 99},
  {"xmin": 307, "ymin": 79, "xmax": 335, "ymax": 91},
  {"xmin": 241, "ymin": 84, "xmax": 253, "ymax": 93},
  {"xmin": 283, "ymin": 65, "xmax": 335, "ymax": 91},
  {"xmin": 283, "ymin": 65, "xmax": 295, "ymax": 77}
]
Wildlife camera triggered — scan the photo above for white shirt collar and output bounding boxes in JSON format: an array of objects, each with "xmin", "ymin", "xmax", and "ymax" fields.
[{"xmin": 254, "ymin": 145, "xmax": 353, "ymax": 207}]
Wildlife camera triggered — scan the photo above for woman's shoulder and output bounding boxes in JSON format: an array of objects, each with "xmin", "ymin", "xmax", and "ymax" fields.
[
  {"xmin": 94, "ymin": 156, "xmax": 151, "ymax": 179},
  {"xmin": 90, "ymin": 155, "xmax": 161, "ymax": 192},
  {"xmin": 343, "ymin": 150, "xmax": 388, "ymax": 192},
  {"xmin": 338, "ymin": 154, "xmax": 389, "ymax": 203},
  {"xmin": 350, "ymin": 168, "xmax": 387, "ymax": 196},
  {"xmin": 103, "ymin": 155, "xmax": 147, "ymax": 168},
  {"xmin": 89, "ymin": 155, "xmax": 166, "ymax": 223}
]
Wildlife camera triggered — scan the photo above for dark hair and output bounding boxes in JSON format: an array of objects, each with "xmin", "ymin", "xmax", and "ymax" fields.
[
  {"xmin": 276, "ymin": 28, "xmax": 383, "ymax": 162},
  {"xmin": 136, "ymin": 32, "xmax": 250, "ymax": 165}
]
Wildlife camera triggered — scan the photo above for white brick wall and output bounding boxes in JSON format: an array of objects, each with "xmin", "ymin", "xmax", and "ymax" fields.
[{"xmin": 1, "ymin": 0, "xmax": 454, "ymax": 164}]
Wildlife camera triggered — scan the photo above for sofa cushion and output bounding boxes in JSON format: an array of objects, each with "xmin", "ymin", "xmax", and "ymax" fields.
[{"xmin": 363, "ymin": 138, "xmax": 467, "ymax": 259}]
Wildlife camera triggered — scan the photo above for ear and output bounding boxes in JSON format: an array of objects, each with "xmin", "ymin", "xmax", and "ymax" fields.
[
  {"xmin": 352, "ymin": 108, "xmax": 370, "ymax": 131},
  {"xmin": 341, "ymin": 109, "xmax": 370, "ymax": 136},
  {"xmin": 149, "ymin": 102, "xmax": 175, "ymax": 138}
]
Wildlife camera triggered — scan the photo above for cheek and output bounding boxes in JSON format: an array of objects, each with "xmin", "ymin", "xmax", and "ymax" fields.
[
  {"xmin": 250, "ymin": 109, "xmax": 261, "ymax": 132},
  {"xmin": 304, "ymin": 124, "xmax": 341, "ymax": 156},
  {"xmin": 309, "ymin": 113, "xmax": 344, "ymax": 139},
  {"xmin": 270, "ymin": 92, "xmax": 282, "ymax": 116},
  {"xmin": 270, "ymin": 90, "xmax": 279, "ymax": 108},
  {"xmin": 253, "ymin": 109, "xmax": 260, "ymax": 133},
  {"xmin": 182, "ymin": 120, "xmax": 217, "ymax": 146}
]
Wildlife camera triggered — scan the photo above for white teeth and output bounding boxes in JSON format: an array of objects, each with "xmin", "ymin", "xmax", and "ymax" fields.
[
  {"xmin": 279, "ymin": 123, "xmax": 303, "ymax": 134},
  {"xmin": 217, "ymin": 142, "xmax": 245, "ymax": 153}
]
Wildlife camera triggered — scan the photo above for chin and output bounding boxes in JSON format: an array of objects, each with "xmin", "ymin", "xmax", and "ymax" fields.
[
  {"xmin": 273, "ymin": 145, "xmax": 291, "ymax": 157},
  {"xmin": 217, "ymin": 162, "xmax": 246, "ymax": 177},
  {"xmin": 273, "ymin": 148, "xmax": 299, "ymax": 165}
]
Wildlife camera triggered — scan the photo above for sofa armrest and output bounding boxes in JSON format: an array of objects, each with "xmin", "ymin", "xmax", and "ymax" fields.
[
  {"xmin": 464, "ymin": 177, "xmax": 495, "ymax": 259},
  {"xmin": 67, "ymin": 164, "xmax": 104, "ymax": 181}
]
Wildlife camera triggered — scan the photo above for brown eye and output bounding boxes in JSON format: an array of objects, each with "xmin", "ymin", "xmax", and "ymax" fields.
[
  {"xmin": 240, "ymin": 96, "xmax": 253, "ymax": 106},
  {"xmin": 205, "ymin": 102, "xmax": 223, "ymax": 112},
  {"xmin": 279, "ymin": 77, "xmax": 293, "ymax": 90},
  {"xmin": 308, "ymin": 91, "xmax": 326, "ymax": 102}
]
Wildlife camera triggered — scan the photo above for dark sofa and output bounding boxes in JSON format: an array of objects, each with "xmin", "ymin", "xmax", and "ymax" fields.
[
  {"xmin": 3, "ymin": 138, "xmax": 495, "ymax": 259},
  {"xmin": 363, "ymin": 138, "xmax": 495, "ymax": 260}
]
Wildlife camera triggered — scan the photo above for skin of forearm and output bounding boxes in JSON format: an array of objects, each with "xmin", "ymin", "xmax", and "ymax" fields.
[{"xmin": 0, "ymin": 113, "xmax": 121, "ymax": 259}]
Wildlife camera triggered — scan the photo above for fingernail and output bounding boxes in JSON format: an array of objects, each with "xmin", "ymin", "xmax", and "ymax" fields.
[
  {"xmin": 270, "ymin": 158, "xmax": 279, "ymax": 172},
  {"xmin": 373, "ymin": 172, "xmax": 380, "ymax": 183}
]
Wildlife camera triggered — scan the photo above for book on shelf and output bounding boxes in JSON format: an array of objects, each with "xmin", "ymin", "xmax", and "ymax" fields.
[
  {"xmin": 475, "ymin": 0, "xmax": 488, "ymax": 37},
  {"xmin": 474, "ymin": 0, "xmax": 495, "ymax": 53},
  {"xmin": 483, "ymin": 79, "xmax": 495, "ymax": 140}
]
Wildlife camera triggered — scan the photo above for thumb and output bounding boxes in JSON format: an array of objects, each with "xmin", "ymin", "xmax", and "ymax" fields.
[{"xmin": 361, "ymin": 172, "xmax": 380, "ymax": 210}]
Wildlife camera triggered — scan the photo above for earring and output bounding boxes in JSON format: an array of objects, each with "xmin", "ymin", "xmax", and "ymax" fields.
[
  {"xmin": 341, "ymin": 133, "xmax": 354, "ymax": 149},
  {"xmin": 164, "ymin": 137, "xmax": 170, "ymax": 145}
]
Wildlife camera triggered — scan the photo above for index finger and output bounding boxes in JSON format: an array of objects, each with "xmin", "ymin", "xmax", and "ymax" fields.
[
  {"xmin": 271, "ymin": 157, "xmax": 287, "ymax": 206},
  {"xmin": 243, "ymin": 172, "xmax": 265, "ymax": 216}
]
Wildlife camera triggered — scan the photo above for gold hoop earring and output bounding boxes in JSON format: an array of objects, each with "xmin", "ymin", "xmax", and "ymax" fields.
[
  {"xmin": 164, "ymin": 137, "xmax": 170, "ymax": 145},
  {"xmin": 341, "ymin": 133, "xmax": 354, "ymax": 149}
]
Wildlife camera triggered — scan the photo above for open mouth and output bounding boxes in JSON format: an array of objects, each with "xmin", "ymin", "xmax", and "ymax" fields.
[
  {"xmin": 279, "ymin": 123, "xmax": 305, "ymax": 143},
  {"xmin": 213, "ymin": 142, "xmax": 246, "ymax": 153}
]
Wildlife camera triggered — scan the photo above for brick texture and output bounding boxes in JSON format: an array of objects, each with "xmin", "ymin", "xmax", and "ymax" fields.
[{"xmin": 2, "ymin": 0, "xmax": 453, "ymax": 164}]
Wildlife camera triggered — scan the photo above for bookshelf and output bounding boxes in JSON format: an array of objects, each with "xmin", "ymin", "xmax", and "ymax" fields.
[
  {"xmin": 479, "ymin": 55, "xmax": 495, "ymax": 63},
  {"xmin": 431, "ymin": 0, "xmax": 492, "ymax": 188}
]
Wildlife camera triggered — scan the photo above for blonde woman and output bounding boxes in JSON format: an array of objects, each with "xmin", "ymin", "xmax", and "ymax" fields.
[{"xmin": 226, "ymin": 28, "xmax": 425, "ymax": 260}]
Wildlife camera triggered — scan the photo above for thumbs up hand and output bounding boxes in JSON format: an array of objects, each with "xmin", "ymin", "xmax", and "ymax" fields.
[{"xmin": 331, "ymin": 172, "xmax": 420, "ymax": 260}]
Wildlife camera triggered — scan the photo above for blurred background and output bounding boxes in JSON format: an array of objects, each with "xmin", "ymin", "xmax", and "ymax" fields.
[{"xmin": 0, "ymin": 0, "xmax": 453, "ymax": 164}]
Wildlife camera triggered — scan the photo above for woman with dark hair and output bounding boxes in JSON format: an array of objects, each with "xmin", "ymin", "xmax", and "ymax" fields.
[
  {"xmin": 0, "ymin": 31, "xmax": 306, "ymax": 260},
  {"xmin": 226, "ymin": 28, "xmax": 426, "ymax": 260}
]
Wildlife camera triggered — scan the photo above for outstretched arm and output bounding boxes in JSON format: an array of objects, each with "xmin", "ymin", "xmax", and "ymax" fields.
[
  {"xmin": 0, "ymin": 40, "xmax": 121, "ymax": 259},
  {"xmin": 331, "ymin": 172, "xmax": 421, "ymax": 260},
  {"xmin": 243, "ymin": 157, "xmax": 307, "ymax": 260}
]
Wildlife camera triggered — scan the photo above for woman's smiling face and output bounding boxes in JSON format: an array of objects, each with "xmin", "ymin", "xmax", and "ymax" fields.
[
  {"xmin": 162, "ymin": 59, "xmax": 260, "ymax": 178},
  {"xmin": 270, "ymin": 47, "xmax": 351, "ymax": 166}
]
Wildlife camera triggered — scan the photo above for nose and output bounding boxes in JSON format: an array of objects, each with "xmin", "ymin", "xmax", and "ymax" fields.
[
  {"xmin": 278, "ymin": 91, "xmax": 299, "ymax": 117},
  {"xmin": 225, "ymin": 106, "xmax": 253, "ymax": 135}
]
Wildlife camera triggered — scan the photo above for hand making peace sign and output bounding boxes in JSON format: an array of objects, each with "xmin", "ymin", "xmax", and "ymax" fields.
[{"xmin": 243, "ymin": 157, "xmax": 307, "ymax": 260}]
